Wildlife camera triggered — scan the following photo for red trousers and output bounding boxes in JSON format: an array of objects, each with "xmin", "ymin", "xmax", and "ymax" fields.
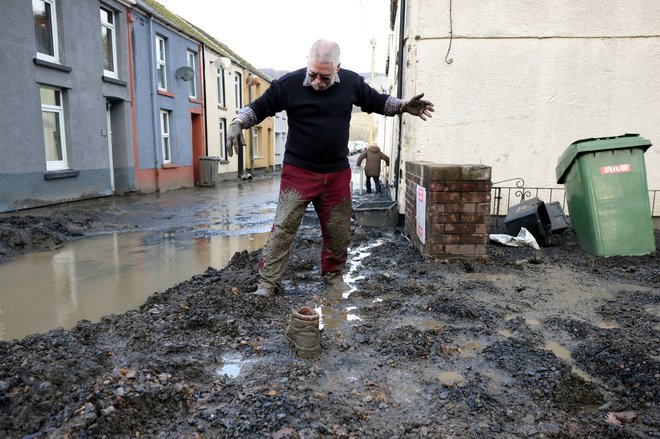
[{"xmin": 258, "ymin": 164, "xmax": 352, "ymax": 289}]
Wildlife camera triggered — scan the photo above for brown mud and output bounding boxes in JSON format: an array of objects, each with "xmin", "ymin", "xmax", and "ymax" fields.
[{"xmin": 0, "ymin": 188, "xmax": 658, "ymax": 438}]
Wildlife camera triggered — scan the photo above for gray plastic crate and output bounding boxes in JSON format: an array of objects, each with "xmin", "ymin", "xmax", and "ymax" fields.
[{"xmin": 353, "ymin": 201, "xmax": 399, "ymax": 227}]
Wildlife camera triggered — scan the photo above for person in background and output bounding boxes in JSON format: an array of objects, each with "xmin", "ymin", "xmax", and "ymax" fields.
[
  {"xmin": 227, "ymin": 39, "xmax": 434, "ymax": 297},
  {"xmin": 356, "ymin": 144, "xmax": 390, "ymax": 193}
]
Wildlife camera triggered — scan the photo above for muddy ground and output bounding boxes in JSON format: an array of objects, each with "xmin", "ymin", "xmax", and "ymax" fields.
[{"xmin": 0, "ymin": 187, "xmax": 658, "ymax": 438}]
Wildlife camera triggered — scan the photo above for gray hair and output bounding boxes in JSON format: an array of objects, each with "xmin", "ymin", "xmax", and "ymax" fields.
[{"xmin": 308, "ymin": 39, "xmax": 341, "ymax": 67}]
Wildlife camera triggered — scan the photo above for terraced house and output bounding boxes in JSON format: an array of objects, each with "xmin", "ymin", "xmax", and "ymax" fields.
[{"xmin": 0, "ymin": 0, "xmax": 275, "ymax": 212}]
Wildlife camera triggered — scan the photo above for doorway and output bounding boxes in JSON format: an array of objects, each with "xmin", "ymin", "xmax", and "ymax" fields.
[{"xmin": 191, "ymin": 112, "xmax": 204, "ymax": 185}]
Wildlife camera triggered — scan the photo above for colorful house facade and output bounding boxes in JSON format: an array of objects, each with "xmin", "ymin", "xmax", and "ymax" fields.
[
  {"xmin": 0, "ymin": 0, "xmax": 135, "ymax": 212},
  {"xmin": 0, "ymin": 0, "xmax": 277, "ymax": 213}
]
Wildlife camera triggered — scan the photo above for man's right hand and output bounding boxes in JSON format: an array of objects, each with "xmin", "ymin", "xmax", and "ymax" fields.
[{"xmin": 227, "ymin": 120, "xmax": 244, "ymax": 157}]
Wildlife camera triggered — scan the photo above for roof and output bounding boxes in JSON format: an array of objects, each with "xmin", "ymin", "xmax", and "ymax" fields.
[{"xmin": 138, "ymin": 0, "xmax": 271, "ymax": 82}]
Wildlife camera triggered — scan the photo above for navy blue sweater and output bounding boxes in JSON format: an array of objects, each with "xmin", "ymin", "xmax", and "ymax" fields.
[{"xmin": 248, "ymin": 68, "xmax": 389, "ymax": 173}]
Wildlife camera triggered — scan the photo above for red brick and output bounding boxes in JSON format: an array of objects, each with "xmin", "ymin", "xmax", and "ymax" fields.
[
  {"xmin": 428, "ymin": 203, "xmax": 446, "ymax": 213},
  {"xmin": 429, "ymin": 192, "xmax": 462, "ymax": 202},
  {"xmin": 462, "ymin": 192, "xmax": 491, "ymax": 203},
  {"xmin": 458, "ymin": 234, "xmax": 489, "ymax": 245},
  {"xmin": 443, "ymin": 203, "xmax": 475, "ymax": 213},
  {"xmin": 442, "ymin": 234, "xmax": 462, "ymax": 244},
  {"xmin": 476, "ymin": 202, "xmax": 491, "ymax": 213},
  {"xmin": 428, "ymin": 182, "xmax": 447, "ymax": 192},
  {"xmin": 460, "ymin": 213, "xmax": 490, "ymax": 223},
  {"xmin": 444, "ymin": 244, "xmax": 478, "ymax": 255},
  {"xmin": 445, "ymin": 223, "xmax": 478, "ymax": 234},
  {"xmin": 460, "ymin": 181, "xmax": 492, "ymax": 192},
  {"xmin": 427, "ymin": 244, "xmax": 445, "ymax": 255}
]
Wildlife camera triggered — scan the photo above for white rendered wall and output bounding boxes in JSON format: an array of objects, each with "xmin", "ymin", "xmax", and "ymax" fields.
[{"xmin": 394, "ymin": 0, "xmax": 660, "ymax": 199}]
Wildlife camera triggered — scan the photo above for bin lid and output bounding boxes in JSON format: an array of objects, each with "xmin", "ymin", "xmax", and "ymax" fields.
[{"xmin": 556, "ymin": 133, "xmax": 651, "ymax": 184}]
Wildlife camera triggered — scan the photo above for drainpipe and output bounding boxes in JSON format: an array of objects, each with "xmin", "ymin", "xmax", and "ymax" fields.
[
  {"xmin": 147, "ymin": 14, "xmax": 160, "ymax": 191},
  {"xmin": 247, "ymin": 75, "xmax": 253, "ymax": 174},
  {"xmin": 125, "ymin": 8, "xmax": 139, "ymax": 192},
  {"xmin": 201, "ymin": 42, "xmax": 208, "ymax": 156},
  {"xmin": 393, "ymin": 0, "xmax": 406, "ymax": 202}
]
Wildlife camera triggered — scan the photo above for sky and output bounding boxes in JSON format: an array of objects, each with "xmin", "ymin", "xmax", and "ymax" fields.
[{"xmin": 155, "ymin": 0, "xmax": 392, "ymax": 74}]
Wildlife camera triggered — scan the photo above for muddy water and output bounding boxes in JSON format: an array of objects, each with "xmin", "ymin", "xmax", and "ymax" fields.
[
  {"xmin": 0, "ymin": 231, "xmax": 268, "ymax": 341},
  {"xmin": 316, "ymin": 239, "xmax": 384, "ymax": 330},
  {"xmin": 0, "ymin": 165, "xmax": 381, "ymax": 342}
]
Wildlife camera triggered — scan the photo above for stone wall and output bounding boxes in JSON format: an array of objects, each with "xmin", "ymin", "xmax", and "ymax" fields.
[{"xmin": 405, "ymin": 162, "xmax": 492, "ymax": 258}]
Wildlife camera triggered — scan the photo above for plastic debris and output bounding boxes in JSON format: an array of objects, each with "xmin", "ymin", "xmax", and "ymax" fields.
[{"xmin": 489, "ymin": 227, "xmax": 541, "ymax": 250}]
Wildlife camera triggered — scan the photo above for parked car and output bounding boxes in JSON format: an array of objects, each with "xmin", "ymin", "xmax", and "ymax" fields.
[{"xmin": 348, "ymin": 140, "xmax": 366, "ymax": 155}]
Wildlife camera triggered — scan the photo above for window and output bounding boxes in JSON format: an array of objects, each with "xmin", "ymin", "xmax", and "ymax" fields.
[
  {"xmin": 160, "ymin": 110, "xmax": 171, "ymax": 164},
  {"xmin": 219, "ymin": 118, "xmax": 227, "ymax": 160},
  {"xmin": 251, "ymin": 127, "xmax": 259, "ymax": 158},
  {"xmin": 33, "ymin": 0, "xmax": 59, "ymax": 63},
  {"xmin": 156, "ymin": 36, "xmax": 167, "ymax": 90},
  {"xmin": 40, "ymin": 86, "xmax": 68, "ymax": 171},
  {"xmin": 100, "ymin": 7, "xmax": 117, "ymax": 78},
  {"xmin": 234, "ymin": 72, "xmax": 242, "ymax": 109},
  {"xmin": 216, "ymin": 67, "xmax": 225, "ymax": 107},
  {"xmin": 187, "ymin": 50, "xmax": 197, "ymax": 98}
]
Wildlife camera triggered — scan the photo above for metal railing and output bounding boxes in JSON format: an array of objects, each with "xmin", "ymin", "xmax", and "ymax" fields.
[{"xmin": 490, "ymin": 178, "xmax": 659, "ymax": 228}]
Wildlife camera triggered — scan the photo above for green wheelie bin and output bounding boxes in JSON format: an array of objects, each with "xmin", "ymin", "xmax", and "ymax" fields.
[{"xmin": 555, "ymin": 134, "xmax": 655, "ymax": 257}]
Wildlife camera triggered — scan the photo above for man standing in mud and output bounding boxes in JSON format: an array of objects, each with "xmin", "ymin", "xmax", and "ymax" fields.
[{"xmin": 228, "ymin": 39, "xmax": 434, "ymax": 297}]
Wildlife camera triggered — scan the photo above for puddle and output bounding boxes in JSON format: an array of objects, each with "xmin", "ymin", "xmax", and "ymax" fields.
[
  {"xmin": 345, "ymin": 306, "xmax": 362, "ymax": 321},
  {"xmin": 595, "ymin": 321, "xmax": 621, "ymax": 329},
  {"xmin": 314, "ymin": 240, "xmax": 384, "ymax": 330},
  {"xmin": 544, "ymin": 341, "xmax": 571, "ymax": 360},
  {"xmin": 571, "ymin": 367, "xmax": 594, "ymax": 382},
  {"xmin": 0, "ymin": 231, "xmax": 269, "ymax": 341},
  {"xmin": 592, "ymin": 290, "xmax": 616, "ymax": 300},
  {"xmin": 481, "ymin": 368, "xmax": 510, "ymax": 387},
  {"xmin": 316, "ymin": 306, "xmax": 363, "ymax": 330},
  {"xmin": 438, "ymin": 371, "xmax": 463, "ymax": 386},
  {"xmin": 459, "ymin": 340, "xmax": 481, "ymax": 357},
  {"xmin": 215, "ymin": 352, "xmax": 244, "ymax": 378},
  {"xmin": 543, "ymin": 341, "xmax": 595, "ymax": 382}
]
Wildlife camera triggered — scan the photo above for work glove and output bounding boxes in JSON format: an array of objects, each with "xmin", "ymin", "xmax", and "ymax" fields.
[
  {"xmin": 401, "ymin": 93, "xmax": 435, "ymax": 121},
  {"xmin": 227, "ymin": 120, "xmax": 245, "ymax": 157}
]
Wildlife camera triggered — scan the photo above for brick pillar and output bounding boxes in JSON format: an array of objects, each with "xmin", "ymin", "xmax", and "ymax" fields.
[{"xmin": 405, "ymin": 162, "xmax": 492, "ymax": 258}]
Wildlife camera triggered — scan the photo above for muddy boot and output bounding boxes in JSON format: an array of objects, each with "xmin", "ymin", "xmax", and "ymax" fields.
[
  {"xmin": 253, "ymin": 280, "xmax": 280, "ymax": 297},
  {"xmin": 285, "ymin": 306, "xmax": 320, "ymax": 359},
  {"xmin": 323, "ymin": 272, "xmax": 350, "ymax": 293}
]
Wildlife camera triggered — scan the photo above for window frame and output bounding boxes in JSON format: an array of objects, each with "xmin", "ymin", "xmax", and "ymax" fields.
[
  {"xmin": 40, "ymin": 86, "xmax": 68, "ymax": 171},
  {"xmin": 160, "ymin": 110, "xmax": 171, "ymax": 164},
  {"xmin": 100, "ymin": 6, "xmax": 118, "ymax": 78},
  {"xmin": 251, "ymin": 127, "xmax": 260, "ymax": 159},
  {"xmin": 216, "ymin": 67, "xmax": 226, "ymax": 107},
  {"xmin": 234, "ymin": 72, "xmax": 242, "ymax": 109},
  {"xmin": 186, "ymin": 50, "xmax": 197, "ymax": 98},
  {"xmin": 33, "ymin": 0, "xmax": 60, "ymax": 63},
  {"xmin": 156, "ymin": 35, "xmax": 167, "ymax": 91},
  {"xmin": 219, "ymin": 118, "xmax": 227, "ymax": 160}
]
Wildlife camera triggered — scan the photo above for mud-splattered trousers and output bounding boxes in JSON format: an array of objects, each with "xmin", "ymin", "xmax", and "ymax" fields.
[{"xmin": 258, "ymin": 164, "xmax": 352, "ymax": 290}]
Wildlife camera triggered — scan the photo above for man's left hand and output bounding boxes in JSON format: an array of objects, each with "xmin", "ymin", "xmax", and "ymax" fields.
[{"xmin": 402, "ymin": 93, "xmax": 435, "ymax": 121}]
